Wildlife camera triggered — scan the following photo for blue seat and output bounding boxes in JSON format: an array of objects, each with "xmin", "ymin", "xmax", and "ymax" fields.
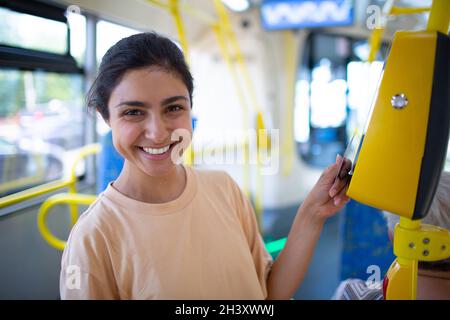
[
  {"xmin": 96, "ymin": 131, "xmax": 124, "ymax": 194},
  {"xmin": 339, "ymin": 200, "xmax": 395, "ymax": 280}
]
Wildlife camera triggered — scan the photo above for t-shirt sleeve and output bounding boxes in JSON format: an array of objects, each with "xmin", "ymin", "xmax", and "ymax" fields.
[
  {"xmin": 225, "ymin": 173, "xmax": 273, "ymax": 298},
  {"xmin": 60, "ymin": 212, "xmax": 119, "ymax": 300}
]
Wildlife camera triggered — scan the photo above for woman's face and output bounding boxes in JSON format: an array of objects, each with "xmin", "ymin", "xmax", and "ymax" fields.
[{"xmin": 107, "ymin": 67, "xmax": 192, "ymax": 177}]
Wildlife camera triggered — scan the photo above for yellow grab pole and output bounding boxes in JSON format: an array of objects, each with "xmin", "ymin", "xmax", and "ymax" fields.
[
  {"xmin": 145, "ymin": 0, "xmax": 194, "ymax": 166},
  {"xmin": 213, "ymin": 0, "xmax": 268, "ymax": 224},
  {"xmin": 368, "ymin": 27, "xmax": 384, "ymax": 63},
  {"xmin": 427, "ymin": 0, "xmax": 450, "ymax": 33},
  {"xmin": 281, "ymin": 30, "xmax": 297, "ymax": 177},
  {"xmin": 169, "ymin": 0, "xmax": 194, "ymax": 166},
  {"xmin": 169, "ymin": 0, "xmax": 189, "ymax": 62},
  {"xmin": 367, "ymin": 0, "xmax": 395, "ymax": 62},
  {"xmin": 212, "ymin": 24, "xmax": 251, "ymax": 198},
  {"xmin": 146, "ymin": 0, "xmax": 169, "ymax": 10},
  {"xmin": 212, "ymin": 0, "xmax": 263, "ymax": 117}
]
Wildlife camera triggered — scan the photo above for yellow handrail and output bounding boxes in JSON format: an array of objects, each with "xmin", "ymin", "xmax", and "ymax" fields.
[
  {"xmin": 390, "ymin": 6, "xmax": 430, "ymax": 16},
  {"xmin": 68, "ymin": 143, "xmax": 101, "ymax": 185},
  {"xmin": 66, "ymin": 143, "xmax": 101, "ymax": 222},
  {"xmin": 0, "ymin": 180, "xmax": 72, "ymax": 208},
  {"xmin": 37, "ymin": 193, "xmax": 97, "ymax": 250},
  {"xmin": 0, "ymin": 143, "xmax": 101, "ymax": 209},
  {"xmin": 35, "ymin": 143, "xmax": 101, "ymax": 250}
]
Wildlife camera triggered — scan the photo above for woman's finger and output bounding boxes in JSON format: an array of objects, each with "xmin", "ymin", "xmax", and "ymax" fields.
[
  {"xmin": 333, "ymin": 186, "xmax": 350, "ymax": 206},
  {"xmin": 329, "ymin": 173, "xmax": 350, "ymax": 197}
]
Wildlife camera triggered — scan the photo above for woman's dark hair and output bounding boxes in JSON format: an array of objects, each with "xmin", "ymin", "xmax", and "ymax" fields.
[{"xmin": 87, "ymin": 32, "xmax": 194, "ymax": 120}]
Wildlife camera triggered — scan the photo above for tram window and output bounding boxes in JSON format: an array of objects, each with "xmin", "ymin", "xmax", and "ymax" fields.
[
  {"xmin": 0, "ymin": 7, "xmax": 67, "ymax": 55},
  {"xmin": 67, "ymin": 11, "xmax": 86, "ymax": 67},
  {"xmin": 96, "ymin": 20, "xmax": 140, "ymax": 65},
  {"xmin": 295, "ymin": 33, "xmax": 390, "ymax": 168},
  {"xmin": 346, "ymin": 61, "xmax": 383, "ymax": 141},
  {"xmin": 310, "ymin": 58, "xmax": 347, "ymax": 128},
  {"xmin": 0, "ymin": 70, "xmax": 84, "ymax": 197},
  {"xmin": 95, "ymin": 20, "xmax": 141, "ymax": 136},
  {"xmin": 295, "ymin": 34, "xmax": 349, "ymax": 167}
]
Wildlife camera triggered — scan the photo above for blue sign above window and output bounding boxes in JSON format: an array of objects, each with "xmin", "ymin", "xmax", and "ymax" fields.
[{"xmin": 260, "ymin": 0, "xmax": 354, "ymax": 30}]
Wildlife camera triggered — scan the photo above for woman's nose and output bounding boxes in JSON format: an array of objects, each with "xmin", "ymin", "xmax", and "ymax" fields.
[{"xmin": 145, "ymin": 116, "xmax": 169, "ymax": 144}]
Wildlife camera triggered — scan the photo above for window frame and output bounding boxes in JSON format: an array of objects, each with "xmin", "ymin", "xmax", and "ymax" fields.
[{"xmin": 0, "ymin": 0, "xmax": 90, "ymax": 211}]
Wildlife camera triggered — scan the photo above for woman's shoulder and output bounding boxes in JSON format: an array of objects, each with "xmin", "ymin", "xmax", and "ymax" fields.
[{"xmin": 67, "ymin": 193, "xmax": 116, "ymax": 242}]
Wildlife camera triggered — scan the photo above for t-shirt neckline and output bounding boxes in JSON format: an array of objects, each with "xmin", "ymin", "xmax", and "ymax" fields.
[{"xmin": 103, "ymin": 165, "xmax": 197, "ymax": 215}]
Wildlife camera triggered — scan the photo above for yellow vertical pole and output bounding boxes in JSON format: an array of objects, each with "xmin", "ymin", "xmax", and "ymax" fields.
[
  {"xmin": 368, "ymin": 27, "xmax": 384, "ymax": 63},
  {"xmin": 427, "ymin": 0, "xmax": 450, "ymax": 33},
  {"xmin": 389, "ymin": 217, "xmax": 421, "ymax": 300},
  {"xmin": 281, "ymin": 30, "xmax": 296, "ymax": 177},
  {"xmin": 167, "ymin": 0, "xmax": 194, "ymax": 166},
  {"xmin": 213, "ymin": 0, "xmax": 266, "ymax": 226},
  {"xmin": 211, "ymin": 24, "xmax": 251, "ymax": 199},
  {"xmin": 169, "ymin": 0, "xmax": 189, "ymax": 61}
]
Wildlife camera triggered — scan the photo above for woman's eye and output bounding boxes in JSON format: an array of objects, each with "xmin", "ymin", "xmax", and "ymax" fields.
[
  {"xmin": 167, "ymin": 105, "xmax": 183, "ymax": 113},
  {"xmin": 123, "ymin": 109, "xmax": 143, "ymax": 116}
]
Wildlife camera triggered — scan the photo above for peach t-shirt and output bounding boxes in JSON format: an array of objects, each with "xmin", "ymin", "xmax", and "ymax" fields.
[{"xmin": 60, "ymin": 167, "xmax": 273, "ymax": 299}]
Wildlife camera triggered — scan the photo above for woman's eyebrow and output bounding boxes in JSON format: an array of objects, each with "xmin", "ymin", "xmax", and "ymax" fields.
[
  {"xmin": 161, "ymin": 96, "xmax": 188, "ymax": 106},
  {"xmin": 114, "ymin": 96, "xmax": 188, "ymax": 109},
  {"xmin": 114, "ymin": 100, "xmax": 146, "ymax": 108}
]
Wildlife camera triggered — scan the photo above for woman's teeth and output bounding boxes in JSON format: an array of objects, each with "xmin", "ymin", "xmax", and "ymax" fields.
[{"xmin": 142, "ymin": 145, "xmax": 170, "ymax": 155}]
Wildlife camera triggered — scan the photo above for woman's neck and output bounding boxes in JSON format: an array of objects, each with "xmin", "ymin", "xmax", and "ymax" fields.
[
  {"xmin": 417, "ymin": 270, "xmax": 450, "ymax": 300},
  {"xmin": 112, "ymin": 162, "xmax": 187, "ymax": 204}
]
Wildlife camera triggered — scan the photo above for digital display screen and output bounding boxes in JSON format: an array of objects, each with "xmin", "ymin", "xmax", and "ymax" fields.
[{"xmin": 260, "ymin": 0, "xmax": 354, "ymax": 30}]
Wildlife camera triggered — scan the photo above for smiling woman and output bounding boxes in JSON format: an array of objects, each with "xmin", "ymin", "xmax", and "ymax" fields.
[
  {"xmin": 107, "ymin": 68, "xmax": 192, "ymax": 182},
  {"xmin": 60, "ymin": 32, "xmax": 350, "ymax": 300}
]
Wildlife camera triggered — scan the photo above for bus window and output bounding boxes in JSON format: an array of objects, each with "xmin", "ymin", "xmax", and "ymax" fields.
[
  {"xmin": 0, "ymin": 7, "xmax": 67, "ymax": 54},
  {"xmin": 96, "ymin": 20, "xmax": 140, "ymax": 65},
  {"xmin": 0, "ymin": 71, "xmax": 84, "ymax": 197},
  {"xmin": 95, "ymin": 20, "xmax": 141, "ymax": 136},
  {"xmin": 0, "ymin": 2, "xmax": 84, "ymax": 197},
  {"xmin": 67, "ymin": 11, "xmax": 86, "ymax": 67},
  {"xmin": 295, "ymin": 33, "xmax": 349, "ymax": 168},
  {"xmin": 295, "ymin": 33, "xmax": 391, "ymax": 169}
]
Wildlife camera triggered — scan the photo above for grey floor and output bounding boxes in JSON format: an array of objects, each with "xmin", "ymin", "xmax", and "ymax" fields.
[{"xmin": 263, "ymin": 204, "xmax": 343, "ymax": 300}]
